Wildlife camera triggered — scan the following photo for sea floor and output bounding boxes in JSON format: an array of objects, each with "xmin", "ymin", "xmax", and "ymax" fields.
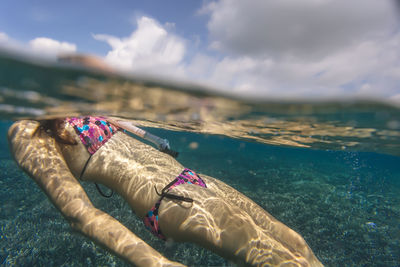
[{"xmin": 1, "ymin": 122, "xmax": 399, "ymax": 266}]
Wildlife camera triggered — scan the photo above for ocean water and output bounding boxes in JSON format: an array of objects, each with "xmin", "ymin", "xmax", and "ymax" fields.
[{"xmin": 0, "ymin": 52, "xmax": 399, "ymax": 266}]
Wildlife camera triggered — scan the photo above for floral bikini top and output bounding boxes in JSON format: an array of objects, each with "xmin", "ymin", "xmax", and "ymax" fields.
[{"xmin": 67, "ymin": 116, "xmax": 120, "ymax": 154}]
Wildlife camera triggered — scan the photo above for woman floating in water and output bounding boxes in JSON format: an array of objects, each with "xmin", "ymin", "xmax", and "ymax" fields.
[{"xmin": 8, "ymin": 116, "xmax": 323, "ymax": 267}]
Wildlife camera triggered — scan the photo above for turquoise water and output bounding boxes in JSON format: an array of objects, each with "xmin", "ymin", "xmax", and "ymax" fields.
[{"xmin": 0, "ymin": 52, "xmax": 400, "ymax": 266}]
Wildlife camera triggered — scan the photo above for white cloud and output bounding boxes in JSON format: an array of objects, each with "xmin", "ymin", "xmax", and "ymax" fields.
[
  {"xmin": 186, "ymin": 33, "xmax": 400, "ymax": 99},
  {"xmin": 93, "ymin": 16, "xmax": 186, "ymax": 76},
  {"xmin": 202, "ymin": 0, "xmax": 397, "ymax": 59},
  {"xmin": 0, "ymin": 33, "xmax": 76, "ymax": 60},
  {"xmin": 29, "ymin": 37, "xmax": 77, "ymax": 56},
  {"xmin": 0, "ymin": 32, "xmax": 8, "ymax": 43},
  {"xmin": 192, "ymin": 0, "xmax": 400, "ymax": 100}
]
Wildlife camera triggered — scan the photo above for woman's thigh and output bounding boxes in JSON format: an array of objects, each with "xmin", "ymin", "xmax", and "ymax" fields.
[{"xmin": 157, "ymin": 184, "xmax": 309, "ymax": 266}]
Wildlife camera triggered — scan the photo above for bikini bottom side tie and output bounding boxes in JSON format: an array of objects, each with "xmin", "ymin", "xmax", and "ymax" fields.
[{"xmin": 143, "ymin": 168, "xmax": 207, "ymax": 240}]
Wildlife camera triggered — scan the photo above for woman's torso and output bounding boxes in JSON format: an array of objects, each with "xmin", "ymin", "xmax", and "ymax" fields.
[{"xmin": 59, "ymin": 118, "xmax": 185, "ymax": 217}]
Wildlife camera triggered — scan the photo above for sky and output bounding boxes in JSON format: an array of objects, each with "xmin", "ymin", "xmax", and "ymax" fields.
[{"xmin": 1, "ymin": 0, "xmax": 400, "ymax": 102}]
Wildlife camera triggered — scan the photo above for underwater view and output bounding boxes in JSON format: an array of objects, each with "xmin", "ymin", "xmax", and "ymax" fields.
[{"xmin": 0, "ymin": 52, "xmax": 399, "ymax": 267}]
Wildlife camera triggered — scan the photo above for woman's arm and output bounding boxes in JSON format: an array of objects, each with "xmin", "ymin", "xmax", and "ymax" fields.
[{"xmin": 8, "ymin": 120, "xmax": 184, "ymax": 267}]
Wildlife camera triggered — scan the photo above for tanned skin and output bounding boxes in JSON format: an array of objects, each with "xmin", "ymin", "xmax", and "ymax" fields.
[{"xmin": 8, "ymin": 119, "xmax": 323, "ymax": 267}]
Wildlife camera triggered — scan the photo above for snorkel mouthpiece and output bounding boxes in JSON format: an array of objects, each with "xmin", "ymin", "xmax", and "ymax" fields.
[
  {"xmin": 143, "ymin": 132, "xmax": 179, "ymax": 158},
  {"xmin": 160, "ymin": 146, "xmax": 179, "ymax": 158}
]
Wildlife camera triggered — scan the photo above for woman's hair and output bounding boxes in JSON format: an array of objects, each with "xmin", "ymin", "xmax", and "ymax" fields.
[{"xmin": 37, "ymin": 119, "xmax": 77, "ymax": 145}]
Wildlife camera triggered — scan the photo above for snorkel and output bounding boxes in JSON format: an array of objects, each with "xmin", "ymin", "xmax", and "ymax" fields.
[{"xmin": 106, "ymin": 117, "xmax": 179, "ymax": 158}]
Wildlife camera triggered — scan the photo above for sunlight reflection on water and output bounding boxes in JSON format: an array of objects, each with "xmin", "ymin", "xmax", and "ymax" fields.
[{"xmin": 0, "ymin": 52, "xmax": 399, "ymax": 156}]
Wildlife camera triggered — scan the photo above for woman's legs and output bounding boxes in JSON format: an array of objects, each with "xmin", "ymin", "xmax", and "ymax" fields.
[
  {"xmin": 157, "ymin": 184, "xmax": 313, "ymax": 266},
  {"xmin": 203, "ymin": 175, "xmax": 322, "ymax": 266}
]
